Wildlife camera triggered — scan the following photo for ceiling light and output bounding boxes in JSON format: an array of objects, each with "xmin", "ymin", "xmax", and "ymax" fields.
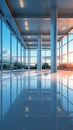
[
  {"xmin": 25, "ymin": 21, "xmax": 28, "ymax": 26},
  {"xmin": 24, "ymin": 21, "xmax": 29, "ymax": 31},
  {"xmin": 19, "ymin": 0, "xmax": 24, "ymax": 8},
  {"xmin": 25, "ymin": 26, "xmax": 29, "ymax": 30}
]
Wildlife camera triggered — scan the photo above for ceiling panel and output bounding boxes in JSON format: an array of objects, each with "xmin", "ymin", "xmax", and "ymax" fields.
[
  {"xmin": 8, "ymin": 0, "xmax": 50, "ymax": 14},
  {"xmin": 5, "ymin": 0, "xmax": 73, "ymax": 47},
  {"xmin": 18, "ymin": 19, "xmax": 50, "ymax": 33}
]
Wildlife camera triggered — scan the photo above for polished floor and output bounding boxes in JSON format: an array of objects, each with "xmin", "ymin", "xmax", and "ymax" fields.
[{"xmin": 0, "ymin": 70, "xmax": 73, "ymax": 130}]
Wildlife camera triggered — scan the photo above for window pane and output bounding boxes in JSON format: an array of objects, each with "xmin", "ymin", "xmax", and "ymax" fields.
[
  {"xmin": 63, "ymin": 44, "xmax": 67, "ymax": 55},
  {"xmin": 63, "ymin": 36, "xmax": 67, "ymax": 45},
  {"xmin": 46, "ymin": 50, "xmax": 51, "ymax": 56},
  {"xmin": 62, "ymin": 55, "xmax": 67, "ymax": 63},
  {"xmin": 12, "ymin": 35, "xmax": 17, "ymax": 63},
  {"xmin": 30, "ymin": 49, "xmax": 37, "ymax": 57},
  {"xmin": 68, "ymin": 53, "xmax": 73, "ymax": 63},
  {"xmin": 2, "ymin": 22, "xmax": 10, "ymax": 70},
  {"xmin": 69, "ymin": 34, "xmax": 73, "ymax": 42},
  {"xmin": 69, "ymin": 40, "xmax": 73, "ymax": 53},
  {"xmin": 22, "ymin": 47, "xmax": 24, "ymax": 64},
  {"xmin": 57, "ymin": 43, "xmax": 59, "ymax": 49}
]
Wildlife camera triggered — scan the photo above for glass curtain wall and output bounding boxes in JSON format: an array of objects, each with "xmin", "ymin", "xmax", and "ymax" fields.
[
  {"xmin": 24, "ymin": 48, "xmax": 37, "ymax": 69},
  {"xmin": 18, "ymin": 42, "xmax": 21, "ymax": 69},
  {"xmin": 57, "ymin": 43, "xmax": 60, "ymax": 68},
  {"xmin": 2, "ymin": 21, "xmax": 10, "ymax": 70},
  {"xmin": 12, "ymin": 34, "xmax": 17, "ymax": 70},
  {"xmin": 24, "ymin": 48, "xmax": 51, "ymax": 70},
  {"xmin": 42, "ymin": 49, "xmax": 51, "ymax": 69},
  {"xmin": 30, "ymin": 49, "xmax": 37, "ymax": 69},
  {"xmin": 57, "ymin": 29, "xmax": 73, "ymax": 70},
  {"xmin": 68, "ymin": 33, "xmax": 73, "ymax": 69},
  {"xmin": 0, "ymin": 17, "xmax": 25, "ymax": 71}
]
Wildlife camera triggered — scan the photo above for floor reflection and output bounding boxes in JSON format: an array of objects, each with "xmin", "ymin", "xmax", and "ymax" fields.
[{"xmin": 0, "ymin": 71, "xmax": 73, "ymax": 130}]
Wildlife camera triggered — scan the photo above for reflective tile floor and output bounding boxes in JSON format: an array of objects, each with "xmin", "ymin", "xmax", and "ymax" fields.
[{"xmin": 0, "ymin": 70, "xmax": 73, "ymax": 130}]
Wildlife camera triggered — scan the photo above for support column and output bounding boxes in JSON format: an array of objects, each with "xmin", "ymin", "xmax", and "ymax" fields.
[
  {"xmin": 51, "ymin": 7, "xmax": 57, "ymax": 73},
  {"xmin": 37, "ymin": 34, "xmax": 42, "ymax": 70},
  {"xmin": 67, "ymin": 35, "xmax": 69, "ymax": 70},
  {"xmin": 10, "ymin": 31, "xmax": 12, "ymax": 71},
  {"xmin": 28, "ymin": 49, "xmax": 30, "ymax": 70},
  {"xmin": 59, "ymin": 42, "xmax": 60, "ymax": 70},
  {"xmin": 20, "ymin": 44, "xmax": 22, "ymax": 69},
  {"xmin": 24, "ymin": 48, "xmax": 26, "ymax": 69},
  {"xmin": 16, "ymin": 40, "xmax": 18, "ymax": 70},
  {"xmin": 1, "ymin": 18, "xmax": 3, "ymax": 71},
  {"xmin": 61, "ymin": 40, "xmax": 63, "ymax": 70}
]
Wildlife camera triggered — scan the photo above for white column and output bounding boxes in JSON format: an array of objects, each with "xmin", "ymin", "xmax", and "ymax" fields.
[
  {"xmin": 37, "ymin": 34, "xmax": 42, "ymax": 70},
  {"xmin": 51, "ymin": 7, "xmax": 57, "ymax": 73}
]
